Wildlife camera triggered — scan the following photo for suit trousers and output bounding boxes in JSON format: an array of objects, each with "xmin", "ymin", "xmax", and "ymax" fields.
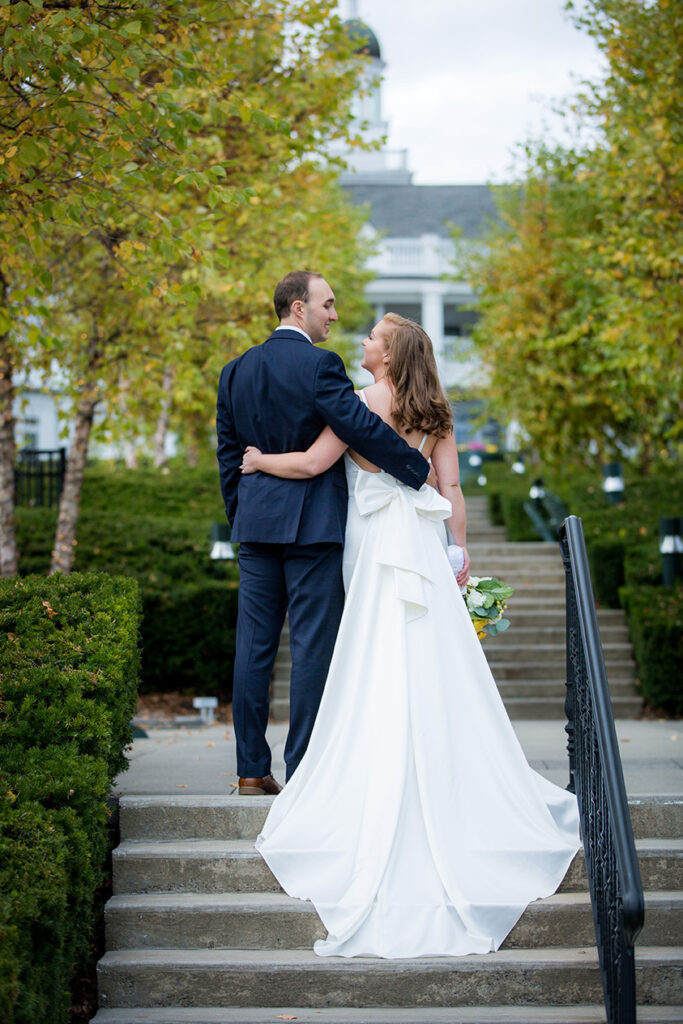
[{"xmin": 233, "ymin": 540, "xmax": 345, "ymax": 782}]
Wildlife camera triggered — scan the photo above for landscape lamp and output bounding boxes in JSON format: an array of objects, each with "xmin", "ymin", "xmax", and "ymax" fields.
[
  {"xmin": 660, "ymin": 517, "xmax": 683, "ymax": 586},
  {"xmin": 602, "ymin": 462, "xmax": 624, "ymax": 504},
  {"xmin": 210, "ymin": 522, "xmax": 235, "ymax": 560}
]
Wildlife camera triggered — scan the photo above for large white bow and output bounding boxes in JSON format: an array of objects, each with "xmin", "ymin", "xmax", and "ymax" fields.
[{"xmin": 354, "ymin": 472, "xmax": 452, "ymax": 621}]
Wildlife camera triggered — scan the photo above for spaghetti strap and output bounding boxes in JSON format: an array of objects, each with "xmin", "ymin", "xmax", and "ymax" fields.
[
  {"xmin": 358, "ymin": 390, "xmax": 368, "ymax": 407},
  {"xmin": 418, "ymin": 433, "xmax": 428, "ymax": 452}
]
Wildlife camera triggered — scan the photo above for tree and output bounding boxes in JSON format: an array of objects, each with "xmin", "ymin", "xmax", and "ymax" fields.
[
  {"xmin": 1, "ymin": 0, "xmax": 373, "ymax": 574},
  {"xmin": 461, "ymin": 0, "xmax": 682, "ymax": 471}
]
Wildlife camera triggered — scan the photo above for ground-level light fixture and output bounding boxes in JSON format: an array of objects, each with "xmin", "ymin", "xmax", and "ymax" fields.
[
  {"xmin": 602, "ymin": 462, "xmax": 624, "ymax": 504},
  {"xmin": 660, "ymin": 517, "xmax": 683, "ymax": 586},
  {"xmin": 192, "ymin": 696, "xmax": 218, "ymax": 725},
  {"xmin": 529, "ymin": 478, "xmax": 545, "ymax": 503},
  {"xmin": 210, "ymin": 522, "xmax": 235, "ymax": 560}
]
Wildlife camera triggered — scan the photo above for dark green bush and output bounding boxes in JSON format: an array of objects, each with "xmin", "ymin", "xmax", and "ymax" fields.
[
  {"xmin": 500, "ymin": 492, "xmax": 541, "ymax": 541},
  {"xmin": 586, "ymin": 538, "xmax": 626, "ymax": 608},
  {"xmin": 0, "ymin": 573, "xmax": 140, "ymax": 1024},
  {"xmin": 15, "ymin": 459, "xmax": 240, "ymax": 698},
  {"xmin": 141, "ymin": 581, "xmax": 238, "ymax": 697},
  {"xmin": 619, "ymin": 583, "xmax": 683, "ymax": 714}
]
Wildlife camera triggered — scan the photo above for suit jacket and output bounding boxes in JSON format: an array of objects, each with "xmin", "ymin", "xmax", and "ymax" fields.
[{"xmin": 216, "ymin": 329, "xmax": 429, "ymax": 545}]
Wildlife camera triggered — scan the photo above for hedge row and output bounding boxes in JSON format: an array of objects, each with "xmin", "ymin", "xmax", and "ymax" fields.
[
  {"xmin": 0, "ymin": 573, "xmax": 140, "ymax": 1023},
  {"xmin": 620, "ymin": 583, "xmax": 683, "ymax": 715},
  {"xmin": 16, "ymin": 459, "xmax": 239, "ymax": 699},
  {"xmin": 482, "ymin": 458, "xmax": 683, "ymax": 713}
]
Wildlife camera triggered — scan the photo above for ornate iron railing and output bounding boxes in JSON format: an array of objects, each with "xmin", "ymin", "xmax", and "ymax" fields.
[
  {"xmin": 559, "ymin": 515, "xmax": 644, "ymax": 1023},
  {"xmin": 15, "ymin": 447, "xmax": 66, "ymax": 507}
]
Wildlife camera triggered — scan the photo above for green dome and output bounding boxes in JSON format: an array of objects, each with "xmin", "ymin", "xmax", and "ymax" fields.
[{"xmin": 343, "ymin": 18, "xmax": 381, "ymax": 60}]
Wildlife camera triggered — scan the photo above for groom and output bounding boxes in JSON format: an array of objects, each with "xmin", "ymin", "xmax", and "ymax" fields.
[{"xmin": 216, "ymin": 271, "xmax": 429, "ymax": 792}]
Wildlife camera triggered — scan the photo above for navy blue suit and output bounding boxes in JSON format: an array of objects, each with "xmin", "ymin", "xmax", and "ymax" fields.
[{"xmin": 216, "ymin": 328, "xmax": 429, "ymax": 779}]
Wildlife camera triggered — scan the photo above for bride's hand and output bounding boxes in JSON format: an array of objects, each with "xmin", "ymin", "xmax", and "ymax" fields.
[
  {"xmin": 241, "ymin": 446, "xmax": 262, "ymax": 474},
  {"xmin": 457, "ymin": 547, "xmax": 471, "ymax": 587}
]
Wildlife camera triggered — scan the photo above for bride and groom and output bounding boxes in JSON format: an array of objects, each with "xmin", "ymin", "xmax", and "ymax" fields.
[{"xmin": 216, "ymin": 270, "xmax": 580, "ymax": 959}]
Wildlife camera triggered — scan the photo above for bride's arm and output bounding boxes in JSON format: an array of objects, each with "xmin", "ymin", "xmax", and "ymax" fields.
[
  {"xmin": 431, "ymin": 430, "xmax": 470, "ymax": 584},
  {"xmin": 241, "ymin": 425, "xmax": 347, "ymax": 479}
]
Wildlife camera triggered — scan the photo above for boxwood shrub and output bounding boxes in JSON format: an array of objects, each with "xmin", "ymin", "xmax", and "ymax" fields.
[
  {"xmin": 619, "ymin": 583, "xmax": 683, "ymax": 714},
  {"xmin": 0, "ymin": 573, "xmax": 140, "ymax": 1024},
  {"xmin": 15, "ymin": 459, "xmax": 239, "ymax": 698}
]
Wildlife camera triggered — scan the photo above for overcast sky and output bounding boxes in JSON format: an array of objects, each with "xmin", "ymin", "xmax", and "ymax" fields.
[{"xmin": 341, "ymin": 0, "xmax": 606, "ymax": 184}]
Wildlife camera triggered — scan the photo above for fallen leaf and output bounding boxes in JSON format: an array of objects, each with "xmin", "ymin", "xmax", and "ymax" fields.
[
  {"xmin": 176, "ymin": 784, "xmax": 188, "ymax": 788},
  {"xmin": 206, "ymin": 742, "xmax": 215, "ymax": 747},
  {"xmin": 620, "ymin": 738, "xmax": 630, "ymax": 743},
  {"xmin": 276, "ymin": 1017, "xmax": 298, "ymax": 1021}
]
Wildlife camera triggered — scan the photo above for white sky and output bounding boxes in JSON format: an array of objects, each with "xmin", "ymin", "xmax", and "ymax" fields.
[{"xmin": 341, "ymin": 0, "xmax": 606, "ymax": 184}]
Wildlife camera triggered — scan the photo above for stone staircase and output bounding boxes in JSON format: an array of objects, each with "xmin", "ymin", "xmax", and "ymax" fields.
[
  {"xmin": 271, "ymin": 495, "xmax": 642, "ymax": 721},
  {"xmin": 93, "ymin": 793, "xmax": 683, "ymax": 1022}
]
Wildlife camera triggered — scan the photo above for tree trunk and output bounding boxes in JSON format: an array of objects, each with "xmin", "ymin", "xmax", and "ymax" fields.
[
  {"xmin": 117, "ymin": 373, "xmax": 139, "ymax": 468},
  {"xmin": 0, "ymin": 270, "xmax": 19, "ymax": 577},
  {"xmin": 153, "ymin": 364, "xmax": 173, "ymax": 468},
  {"xmin": 50, "ymin": 391, "xmax": 98, "ymax": 574}
]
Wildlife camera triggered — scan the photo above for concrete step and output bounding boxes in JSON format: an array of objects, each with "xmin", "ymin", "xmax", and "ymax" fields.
[
  {"xmin": 119, "ymin": 796, "xmax": 270, "ymax": 843},
  {"xmin": 117, "ymin": 795, "xmax": 683, "ymax": 843},
  {"xmin": 111, "ymin": 839, "xmax": 683, "ymax": 896},
  {"xmin": 467, "ymin": 542, "xmax": 558, "ymax": 555},
  {"xmin": 487, "ymin": 625, "xmax": 630, "ymax": 643},
  {"xmin": 485, "ymin": 606, "xmax": 626, "ymax": 622},
  {"xmin": 493, "ymin": 680, "xmax": 638, "ymax": 699},
  {"xmin": 479, "ymin": 661, "xmax": 636, "ymax": 681},
  {"xmin": 483, "ymin": 643, "xmax": 635, "ymax": 664},
  {"xmin": 503, "ymin": 696, "xmax": 643, "ymax": 719},
  {"xmin": 95, "ymin": 947, "xmax": 681, "ymax": 1009},
  {"xmin": 271, "ymin": 693, "xmax": 643, "ymax": 720},
  {"xmin": 88, "ymin": 1007, "xmax": 683, "ymax": 1024},
  {"xmin": 104, "ymin": 890, "xmax": 683, "ymax": 952},
  {"xmin": 270, "ymin": 643, "xmax": 637, "ymax": 673}
]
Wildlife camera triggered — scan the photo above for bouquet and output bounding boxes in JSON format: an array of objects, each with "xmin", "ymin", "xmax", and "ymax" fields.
[{"xmin": 464, "ymin": 576, "xmax": 514, "ymax": 639}]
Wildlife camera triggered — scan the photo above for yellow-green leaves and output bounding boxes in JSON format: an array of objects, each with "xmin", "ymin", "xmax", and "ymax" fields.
[{"xmin": 460, "ymin": 0, "xmax": 682, "ymax": 472}]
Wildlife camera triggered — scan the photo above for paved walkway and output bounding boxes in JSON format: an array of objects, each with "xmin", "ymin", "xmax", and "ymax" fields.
[{"xmin": 113, "ymin": 716, "xmax": 683, "ymax": 798}]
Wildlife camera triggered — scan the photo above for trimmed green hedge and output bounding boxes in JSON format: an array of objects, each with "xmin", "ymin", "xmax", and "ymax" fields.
[
  {"xmin": 142, "ymin": 581, "xmax": 238, "ymax": 697},
  {"xmin": 0, "ymin": 573, "xmax": 140, "ymax": 1024},
  {"xmin": 15, "ymin": 460, "xmax": 239, "ymax": 698},
  {"xmin": 619, "ymin": 583, "xmax": 683, "ymax": 714}
]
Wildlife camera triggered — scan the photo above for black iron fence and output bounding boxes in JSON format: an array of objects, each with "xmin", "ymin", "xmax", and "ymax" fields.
[
  {"xmin": 560, "ymin": 515, "xmax": 644, "ymax": 1023},
  {"xmin": 15, "ymin": 447, "xmax": 66, "ymax": 508}
]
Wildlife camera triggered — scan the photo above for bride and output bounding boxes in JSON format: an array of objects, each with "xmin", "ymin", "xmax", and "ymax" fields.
[{"xmin": 241, "ymin": 312, "xmax": 581, "ymax": 959}]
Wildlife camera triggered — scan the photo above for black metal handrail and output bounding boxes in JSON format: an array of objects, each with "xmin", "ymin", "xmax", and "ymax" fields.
[
  {"xmin": 559, "ymin": 515, "xmax": 644, "ymax": 1023},
  {"xmin": 15, "ymin": 447, "xmax": 66, "ymax": 508}
]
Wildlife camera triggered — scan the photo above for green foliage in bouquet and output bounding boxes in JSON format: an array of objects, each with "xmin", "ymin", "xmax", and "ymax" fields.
[{"xmin": 465, "ymin": 576, "xmax": 515, "ymax": 639}]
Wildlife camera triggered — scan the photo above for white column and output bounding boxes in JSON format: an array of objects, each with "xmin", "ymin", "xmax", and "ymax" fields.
[{"xmin": 421, "ymin": 286, "xmax": 445, "ymax": 370}]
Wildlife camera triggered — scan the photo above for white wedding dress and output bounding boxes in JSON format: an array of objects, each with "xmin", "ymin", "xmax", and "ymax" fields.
[{"xmin": 255, "ymin": 449, "xmax": 581, "ymax": 959}]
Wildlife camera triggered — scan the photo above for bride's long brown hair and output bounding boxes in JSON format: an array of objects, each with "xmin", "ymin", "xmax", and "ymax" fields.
[{"xmin": 382, "ymin": 313, "xmax": 453, "ymax": 438}]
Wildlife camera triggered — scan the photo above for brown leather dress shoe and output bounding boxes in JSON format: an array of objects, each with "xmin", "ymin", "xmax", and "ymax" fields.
[{"xmin": 238, "ymin": 774, "xmax": 283, "ymax": 796}]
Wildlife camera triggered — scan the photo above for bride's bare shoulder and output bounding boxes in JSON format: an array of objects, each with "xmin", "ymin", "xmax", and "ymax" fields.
[{"xmin": 359, "ymin": 382, "xmax": 392, "ymax": 413}]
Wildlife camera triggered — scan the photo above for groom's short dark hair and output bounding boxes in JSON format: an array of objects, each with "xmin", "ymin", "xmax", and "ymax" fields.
[{"xmin": 274, "ymin": 271, "xmax": 323, "ymax": 321}]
